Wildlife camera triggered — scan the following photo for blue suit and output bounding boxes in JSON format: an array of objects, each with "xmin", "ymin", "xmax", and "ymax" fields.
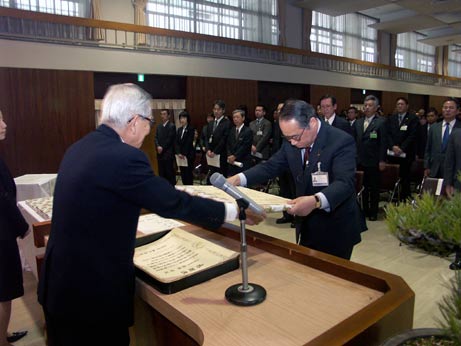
[
  {"xmin": 243, "ymin": 121, "xmax": 363, "ymax": 259},
  {"xmin": 38, "ymin": 125, "xmax": 226, "ymax": 326}
]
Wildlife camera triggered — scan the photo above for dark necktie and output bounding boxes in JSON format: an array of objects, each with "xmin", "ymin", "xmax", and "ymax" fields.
[
  {"xmin": 303, "ymin": 147, "xmax": 311, "ymax": 168},
  {"xmin": 442, "ymin": 122, "xmax": 450, "ymax": 152},
  {"xmin": 235, "ymin": 128, "xmax": 239, "ymax": 140}
]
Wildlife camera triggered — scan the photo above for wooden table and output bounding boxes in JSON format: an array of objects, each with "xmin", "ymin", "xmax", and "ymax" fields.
[{"xmin": 134, "ymin": 223, "xmax": 414, "ymax": 346}]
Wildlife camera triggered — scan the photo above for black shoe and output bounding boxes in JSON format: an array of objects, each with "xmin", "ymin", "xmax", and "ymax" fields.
[
  {"xmin": 290, "ymin": 222, "xmax": 296, "ymax": 228},
  {"xmin": 7, "ymin": 331, "xmax": 27, "ymax": 343},
  {"xmin": 368, "ymin": 216, "xmax": 378, "ymax": 221},
  {"xmin": 276, "ymin": 216, "xmax": 292, "ymax": 224}
]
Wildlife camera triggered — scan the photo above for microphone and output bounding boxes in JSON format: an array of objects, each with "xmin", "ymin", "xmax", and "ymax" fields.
[{"xmin": 210, "ymin": 173, "xmax": 265, "ymax": 215}]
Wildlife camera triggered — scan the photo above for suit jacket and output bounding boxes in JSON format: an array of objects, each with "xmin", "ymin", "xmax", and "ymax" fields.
[
  {"xmin": 444, "ymin": 129, "xmax": 461, "ymax": 190},
  {"xmin": 38, "ymin": 125, "xmax": 226, "ymax": 326},
  {"xmin": 387, "ymin": 112, "xmax": 419, "ymax": 161},
  {"xmin": 331, "ymin": 115, "xmax": 352, "ymax": 136},
  {"xmin": 243, "ymin": 121, "xmax": 363, "ymax": 258},
  {"xmin": 271, "ymin": 120, "xmax": 282, "ymax": 155},
  {"xmin": 206, "ymin": 116, "xmax": 231, "ymax": 155},
  {"xmin": 249, "ymin": 118, "xmax": 272, "ymax": 159},
  {"xmin": 425, "ymin": 120, "xmax": 461, "ymax": 177},
  {"xmin": 227, "ymin": 125, "xmax": 253, "ymax": 171},
  {"xmin": 155, "ymin": 121, "xmax": 176, "ymax": 160},
  {"xmin": 353, "ymin": 115, "xmax": 388, "ymax": 168},
  {"xmin": 0, "ymin": 157, "xmax": 28, "ymax": 241},
  {"xmin": 417, "ymin": 123, "xmax": 430, "ymax": 159},
  {"xmin": 175, "ymin": 125, "xmax": 195, "ymax": 165}
]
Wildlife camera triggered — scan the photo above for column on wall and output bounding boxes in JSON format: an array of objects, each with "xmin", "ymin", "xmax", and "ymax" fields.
[{"xmin": 133, "ymin": 0, "xmax": 148, "ymax": 45}]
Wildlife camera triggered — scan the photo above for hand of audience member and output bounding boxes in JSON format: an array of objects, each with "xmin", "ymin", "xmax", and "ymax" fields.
[
  {"xmin": 446, "ymin": 185, "xmax": 454, "ymax": 198},
  {"xmin": 379, "ymin": 161, "xmax": 386, "ymax": 171},
  {"xmin": 226, "ymin": 175, "xmax": 241, "ymax": 186}
]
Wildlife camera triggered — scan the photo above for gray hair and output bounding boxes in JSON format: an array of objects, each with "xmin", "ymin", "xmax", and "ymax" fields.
[
  {"xmin": 232, "ymin": 109, "xmax": 246, "ymax": 118},
  {"xmin": 100, "ymin": 83, "xmax": 152, "ymax": 129},
  {"xmin": 364, "ymin": 94, "xmax": 380, "ymax": 107}
]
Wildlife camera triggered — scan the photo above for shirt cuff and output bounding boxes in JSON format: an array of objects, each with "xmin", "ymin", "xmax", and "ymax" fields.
[
  {"xmin": 316, "ymin": 193, "xmax": 330, "ymax": 212},
  {"xmin": 237, "ymin": 173, "xmax": 248, "ymax": 187},
  {"xmin": 224, "ymin": 202, "xmax": 238, "ymax": 222}
]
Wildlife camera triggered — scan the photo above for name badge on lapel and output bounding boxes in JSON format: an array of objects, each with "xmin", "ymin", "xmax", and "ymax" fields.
[
  {"xmin": 370, "ymin": 131, "xmax": 378, "ymax": 139},
  {"xmin": 312, "ymin": 162, "xmax": 329, "ymax": 187},
  {"xmin": 257, "ymin": 130, "xmax": 263, "ymax": 136},
  {"xmin": 400, "ymin": 125, "xmax": 408, "ymax": 131}
]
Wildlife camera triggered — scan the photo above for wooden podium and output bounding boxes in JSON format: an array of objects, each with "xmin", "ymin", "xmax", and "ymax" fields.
[{"xmin": 133, "ymin": 223, "xmax": 414, "ymax": 346}]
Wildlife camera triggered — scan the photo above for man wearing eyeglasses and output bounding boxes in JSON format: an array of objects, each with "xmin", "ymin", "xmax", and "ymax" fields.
[
  {"xmin": 228, "ymin": 99, "xmax": 364, "ymax": 260},
  {"xmin": 38, "ymin": 84, "xmax": 264, "ymax": 346}
]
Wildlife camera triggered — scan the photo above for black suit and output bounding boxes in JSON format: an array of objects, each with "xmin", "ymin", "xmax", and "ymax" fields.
[
  {"xmin": 417, "ymin": 123, "xmax": 431, "ymax": 159},
  {"xmin": 0, "ymin": 157, "xmax": 29, "ymax": 302},
  {"xmin": 206, "ymin": 116, "xmax": 231, "ymax": 181},
  {"xmin": 38, "ymin": 125, "xmax": 226, "ymax": 341},
  {"xmin": 331, "ymin": 115, "xmax": 352, "ymax": 136},
  {"xmin": 353, "ymin": 115, "xmax": 388, "ymax": 218},
  {"xmin": 387, "ymin": 112, "xmax": 420, "ymax": 200},
  {"xmin": 243, "ymin": 121, "xmax": 363, "ymax": 259},
  {"xmin": 444, "ymin": 129, "xmax": 461, "ymax": 191},
  {"xmin": 226, "ymin": 125, "xmax": 253, "ymax": 176},
  {"xmin": 155, "ymin": 120, "xmax": 177, "ymax": 185},
  {"xmin": 175, "ymin": 125, "xmax": 195, "ymax": 185}
]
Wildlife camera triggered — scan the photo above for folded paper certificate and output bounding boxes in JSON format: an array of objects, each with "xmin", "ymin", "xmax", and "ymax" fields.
[
  {"xmin": 387, "ymin": 149, "xmax": 406, "ymax": 158},
  {"xmin": 206, "ymin": 154, "xmax": 220, "ymax": 168},
  {"xmin": 175, "ymin": 154, "xmax": 188, "ymax": 167},
  {"xmin": 134, "ymin": 228, "xmax": 239, "ymax": 293}
]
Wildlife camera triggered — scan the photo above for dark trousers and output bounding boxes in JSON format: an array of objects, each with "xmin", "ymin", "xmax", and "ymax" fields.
[
  {"xmin": 388, "ymin": 156, "xmax": 413, "ymax": 201},
  {"xmin": 179, "ymin": 166, "xmax": 194, "ymax": 185},
  {"xmin": 298, "ymin": 231, "xmax": 354, "ymax": 260},
  {"xmin": 360, "ymin": 165, "xmax": 380, "ymax": 218},
  {"xmin": 44, "ymin": 311, "xmax": 130, "ymax": 346},
  {"xmin": 278, "ymin": 171, "xmax": 295, "ymax": 219},
  {"xmin": 158, "ymin": 158, "xmax": 176, "ymax": 186}
]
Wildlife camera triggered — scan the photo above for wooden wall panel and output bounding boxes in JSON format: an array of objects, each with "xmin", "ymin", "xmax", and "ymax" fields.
[
  {"xmin": 310, "ymin": 85, "xmax": 351, "ymax": 114},
  {"xmin": 381, "ymin": 91, "xmax": 408, "ymax": 116},
  {"xmin": 429, "ymin": 95, "xmax": 449, "ymax": 113},
  {"xmin": 0, "ymin": 68, "xmax": 94, "ymax": 177},
  {"xmin": 186, "ymin": 77, "xmax": 258, "ymax": 131}
]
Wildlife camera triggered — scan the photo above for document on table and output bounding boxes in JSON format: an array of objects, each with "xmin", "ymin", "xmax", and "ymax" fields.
[{"xmin": 137, "ymin": 213, "xmax": 184, "ymax": 235}]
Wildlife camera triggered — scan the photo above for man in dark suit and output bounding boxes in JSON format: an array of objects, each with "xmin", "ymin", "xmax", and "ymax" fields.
[
  {"xmin": 155, "ymin": 108, "xmax": 176, "ymax": 185},
  {"xmin": 320, "ymin": 95, "xmax": 352, "ymax": 136},
  {"xmin": 426, "ymin": 98, "xmax": 461, "ymax": 179},
  {"xmin": 206, "ymin": 100, "xmax": 231, "ymax": 183},
  {"xmin": 175, "ymin": 110, "xmax": 195, "ymax": 185},
  {"xmin": 227, "ymin": 109, "xmax": 253, "ymax": 176},
  {"xmin": 38, "ymin": 84, "xmax": 263, "ymax": 346},
  {"xmin": 417, "ymin": 108, "xmax": 438, "ymax": 159},
  {"xmin": 387, "ymin": 97, "xmax": 420, "ymax": 200},
  {"xmin": 249, "ymin": 105, "xmax": 272, "ymax": 160},
  {"xmin": 228, "ymin": 99, "xmax": 364, "ymax": 259},
  {"xmin": 353, "ymin": 95, "xmax": 388, "ymax": 221},
  {"xmin": 444, "ymin": 128, "xmax": 461, "ymax": 196}
]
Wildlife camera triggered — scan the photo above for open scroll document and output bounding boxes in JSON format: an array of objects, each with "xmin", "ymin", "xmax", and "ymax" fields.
[
  {"xmin": 176, "ymin": 185, "xmax": 290, "ymax": 213},
  {"xmin": 134, "ymin": 228, "xmax": 239, "ymax": 293}
]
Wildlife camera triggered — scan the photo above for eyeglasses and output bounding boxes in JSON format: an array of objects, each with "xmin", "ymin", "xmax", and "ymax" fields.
[
  {"xmin": 128, "ymin": 114, "xmax": 155, "ymax": 128},
  {"xmin": 283, "ymin": 127, "xmax": 306, "ymax": 142}
]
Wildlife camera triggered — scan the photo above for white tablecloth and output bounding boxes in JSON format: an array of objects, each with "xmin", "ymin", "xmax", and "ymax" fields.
[{"xmin": 14, "ymin": 174, "xmax": 57, "ymax": 201}]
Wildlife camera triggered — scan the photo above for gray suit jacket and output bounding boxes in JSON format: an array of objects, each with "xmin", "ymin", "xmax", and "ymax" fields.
[
  {"xmin": 444, "ymin": 128, "xmax": 461, "ymax": 190},
  {"xmin": 249, "ymin": 118, "xmax": 272, "ymax": 160}
]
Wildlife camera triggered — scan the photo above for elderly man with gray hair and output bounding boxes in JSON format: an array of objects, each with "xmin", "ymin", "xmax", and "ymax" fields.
[{"xmin": 38, "ymin": 84, "xmax": 263, "ymax": 346}]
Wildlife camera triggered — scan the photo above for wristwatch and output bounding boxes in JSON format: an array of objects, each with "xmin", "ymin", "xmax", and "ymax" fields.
[{"xmin": 314, "ymin": 195, "xmax": 322, "ymax": 209}]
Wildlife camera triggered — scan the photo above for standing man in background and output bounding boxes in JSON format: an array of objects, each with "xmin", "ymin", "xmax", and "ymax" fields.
[
  {"xmin": 425, "ymin": 98, "xmax": 461, "ymax": 179},
  {"xmin": 387, "ymin": 97, "xmax": 419, "ymax": 201},
  {"xmin": 347, "ymin": 106, "xmax": 359, "ymax": 128},
  {"xmin": 206, "ymin": 100, "xmax": 231, "ymax": 183},
  {"xmin": 227, "ymin": 109, "xmax": 253, "ymax": 176},
  {"xmin": 353, "ymin": 95, "xmax": 388, "ymax": 221},
  {"xmin": 155, "ymin": 109, "xmax": 176, "ymax": 185},
  {"xmin": 228, "ymin": 99, "xmax": 364, "ymax": 259},
  {"xmin": 249, "ymin": 105, "xmax": 272, "ymax": 161},
  {"xmin": 320, "ymin": 95, "xmax": 352, "ymax": 136}
]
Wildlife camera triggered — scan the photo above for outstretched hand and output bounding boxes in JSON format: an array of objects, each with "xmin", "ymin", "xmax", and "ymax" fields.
[{"xmin": 245, "ymin": 208, "xmax": 266, "ymax": 225}]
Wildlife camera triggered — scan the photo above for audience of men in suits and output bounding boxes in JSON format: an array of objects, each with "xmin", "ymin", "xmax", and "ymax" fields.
[
  {"xmin": 347, "ymin": 106, "xmax": 359, "ymax": 127},
  {"xmin": 227, "ymin": 109, "xmax": 253, "ymax": 176},
  {"xmin": 155, "ymin": 109, "xmax": 177, "ymax": 186},
  {"xmin": 386, "ymin": 97, "xmax": 420, "ymax": 201},
  {"xmin": 417, "ymin": 108, "xmax": 438, "ymax": 159},
  {"xmin": 425, "ymin": 98, "xmax": 461, "ymax": 179},
  {"xmin": 319, "ymin": 95, "xmax": 352, "ymax": 135},
  {"xmin": 175, "ymin": 111, "xmax": 195, "ymax": 185},
  {"xmin": 206, "ymin": 100, "xmax": 232, "ymax": 182},
  {"xmin": 249, "ymin": 105, "xmax": 272, "ymax": 161},
  {"xmin": 352, "ymin": 95, "xmax": 388, "ymax": 221}
]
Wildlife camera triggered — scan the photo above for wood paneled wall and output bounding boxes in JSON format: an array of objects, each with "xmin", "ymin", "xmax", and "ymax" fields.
[
  {"xmin": 429, "ymin": 95, "xmax": 449, "ymax": 113},
  {"xmin": 186, "ymin": 77, "xmax": 258, "ymax": 130},
  {"xmin": 310, "ymin": 85, "xmax": 351, "ymax": 114},
  {"xmin": 0, "ymin": 68, "xmax": 95, "ymax": 177}
]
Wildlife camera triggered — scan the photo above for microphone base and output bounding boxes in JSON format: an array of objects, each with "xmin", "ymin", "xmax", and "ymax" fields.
[{"xmin": 225, "ymin": 283, "xmax": 266, "ymax": 306}]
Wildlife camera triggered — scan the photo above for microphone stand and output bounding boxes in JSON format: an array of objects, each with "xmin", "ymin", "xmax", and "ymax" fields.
[{"xmin": 225, "ymin": 198, "xmax": 266, "ymax": 306}]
